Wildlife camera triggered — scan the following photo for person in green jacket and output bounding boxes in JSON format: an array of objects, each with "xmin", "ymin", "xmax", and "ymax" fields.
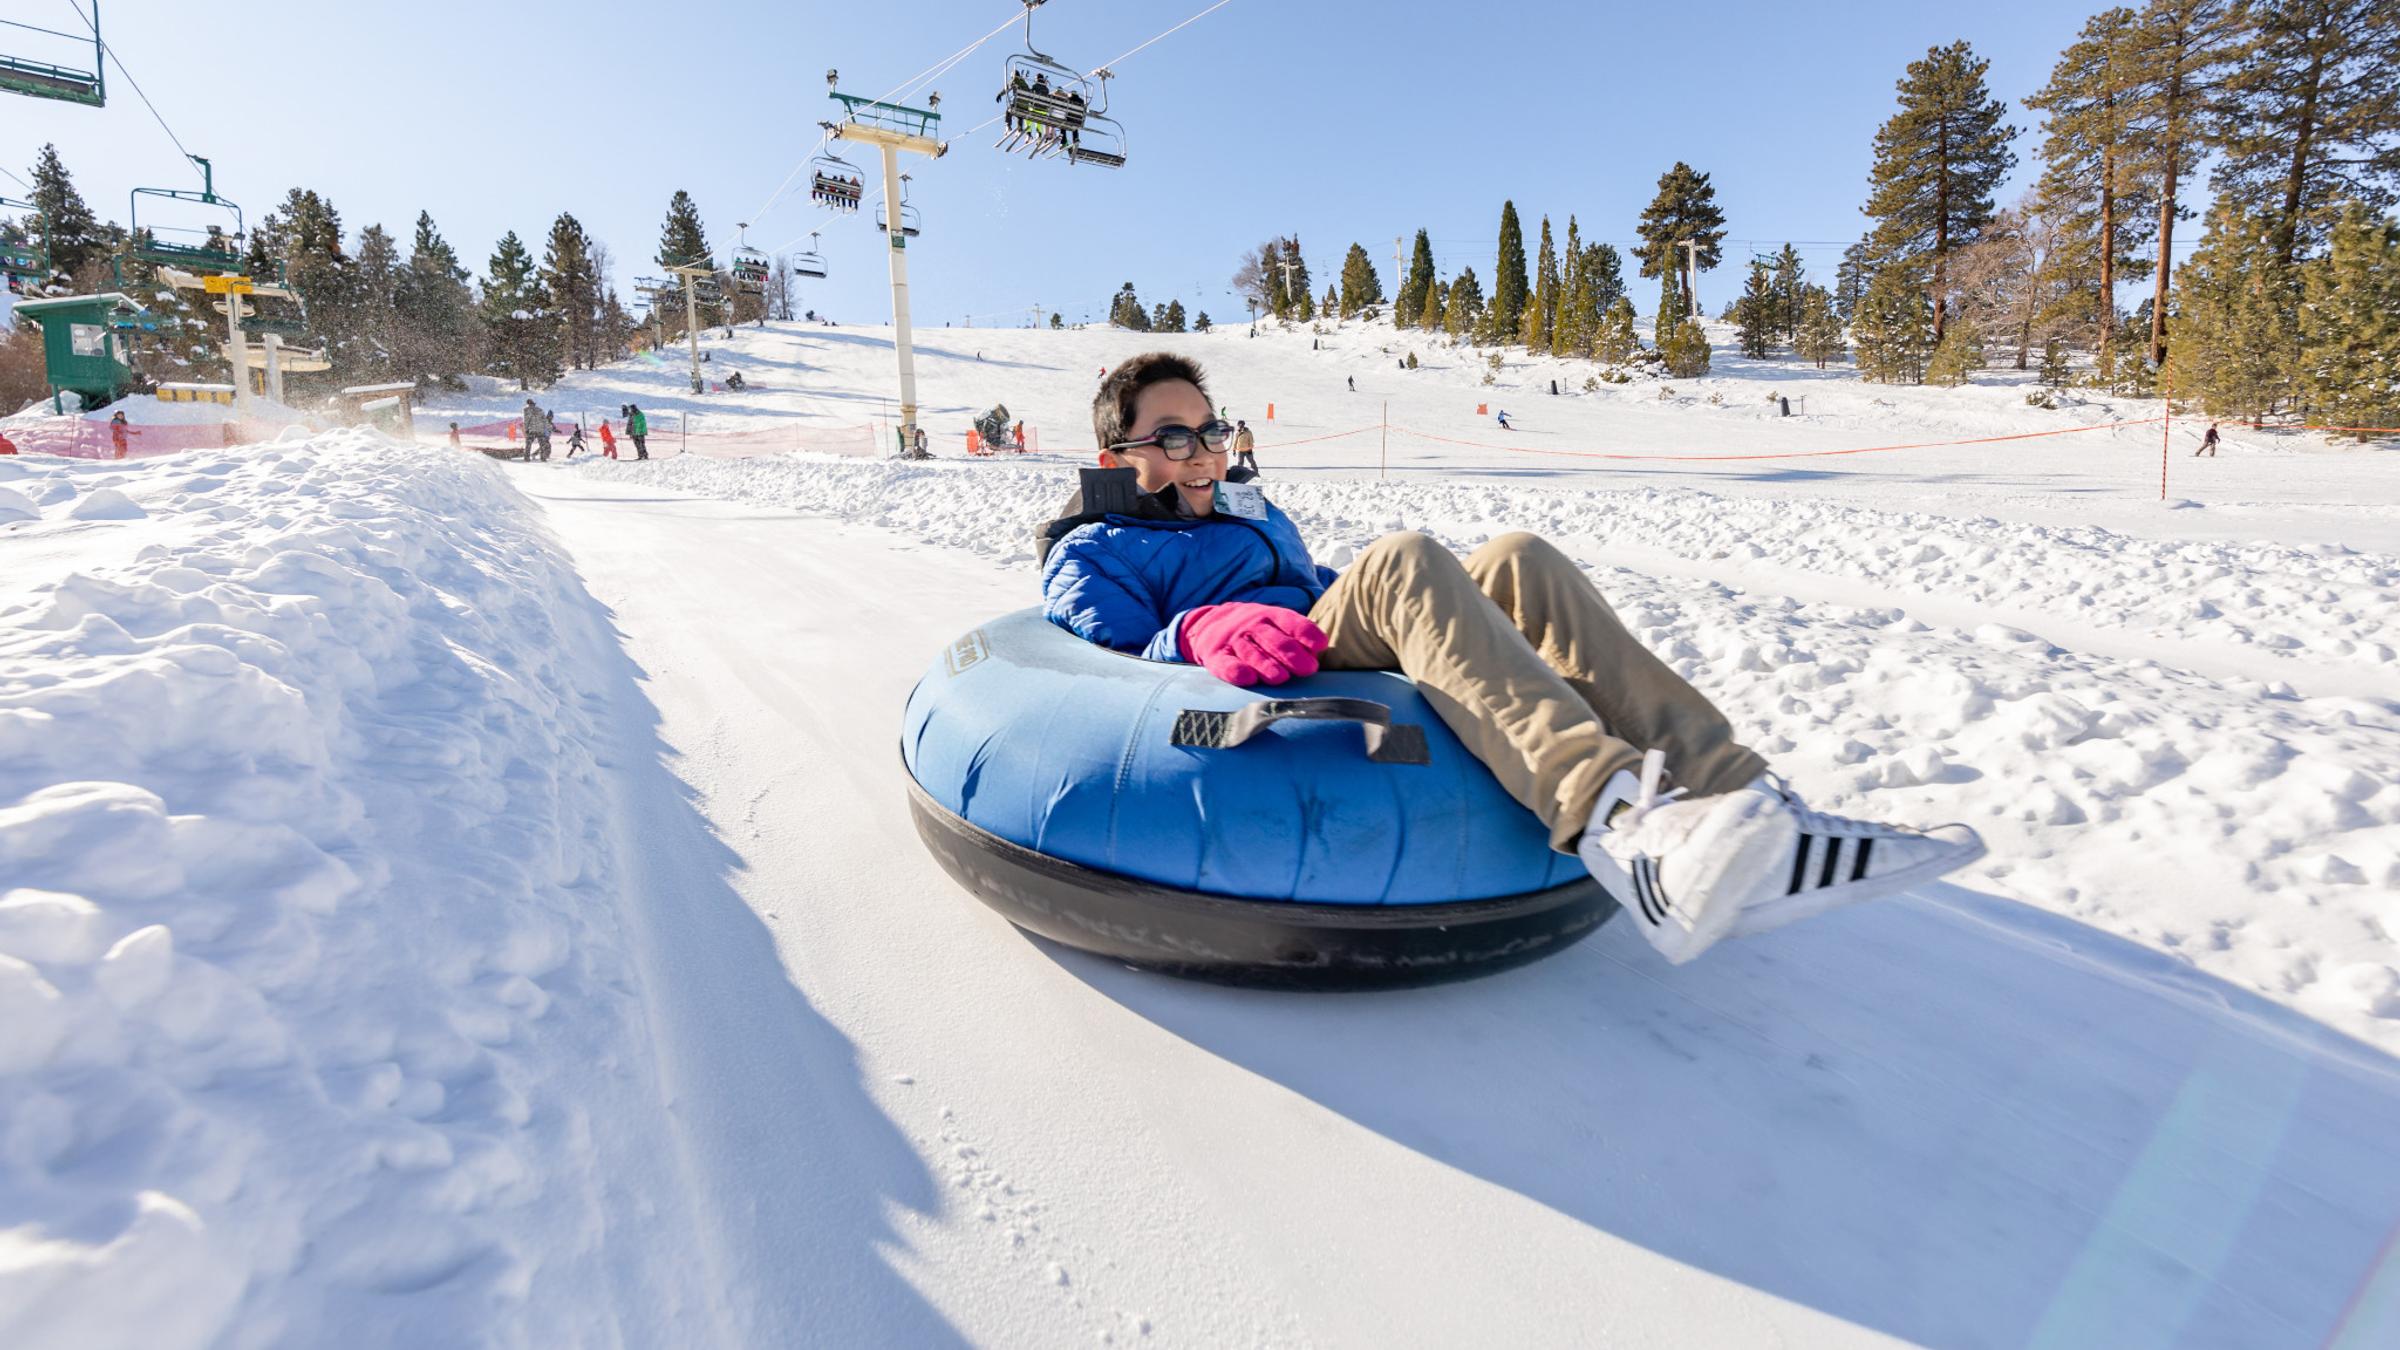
[{"xmin": 622, "ymin": 403, "xmax": 650, "ymax": 460}]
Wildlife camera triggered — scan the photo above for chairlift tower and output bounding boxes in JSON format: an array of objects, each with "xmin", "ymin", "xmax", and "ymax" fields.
[
  {"xmin": 826, "ymin": 68, "xmax": 947, "ymax": 451},
  {"xmin": 662, "ymin": 261, "xmax": 717, "ymax": 394}
]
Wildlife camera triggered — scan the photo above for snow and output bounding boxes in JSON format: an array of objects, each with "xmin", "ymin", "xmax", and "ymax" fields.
[{"xmin": 7, "ymin": 315, "xmax": 2400, "ymax": 1346}]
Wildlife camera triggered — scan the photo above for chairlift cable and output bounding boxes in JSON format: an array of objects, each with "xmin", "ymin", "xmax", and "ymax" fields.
[
  {"xmin": 0, "ymin": 164, "xmax": 31, "ymax": 190},
  {"xmin": 965, "ymin": 0, "xmax": 1235, "ymax": 137},
  {"xmin": 62, "ymin": 0, "xmax": 201, "ymax": 181},
  {"xmin": 749, "ymin": 4, "xmax": 1023, "ymax": 227}
]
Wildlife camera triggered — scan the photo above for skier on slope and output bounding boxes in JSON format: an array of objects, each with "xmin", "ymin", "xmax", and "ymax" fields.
[
  {"xmin": 1230, "ymin": 419, "xmax": 1257, "ymax": 476},
  {"xmin": 2196, "ymin": 423, "xmax": 2220, "ymax": 457},
  {"xmin": 1037, "ymin": 353, "xmax": 1984, "ymax": 966},
  {"xmin": 1495, "ymin": 410, "xmax": 1512, "ymax": 430}
]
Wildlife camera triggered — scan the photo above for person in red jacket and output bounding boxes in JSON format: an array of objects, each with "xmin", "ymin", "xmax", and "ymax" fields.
[
  {"xmin": 0, "ymin": 426, "xmax": 18, "ymax": 455},
  {"xmin": 109, "ymin": 411, "xmax": 134, "ymax": 459},
  {"xmin": 598, "ymin": 419, "xmax": 618, "ymax": 460}
]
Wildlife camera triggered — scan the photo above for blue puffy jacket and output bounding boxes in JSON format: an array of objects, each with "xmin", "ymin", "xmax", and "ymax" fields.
[{"xmin": 1042, "ymin": 492, "xmax": 1334, "ymax": 662}]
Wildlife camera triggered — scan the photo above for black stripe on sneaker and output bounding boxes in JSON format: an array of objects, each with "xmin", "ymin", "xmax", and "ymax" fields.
[
  {"xmin": 1788, "ymin": 836, "xmax": 1814, "ymax": 895},
  {"xmin": 1851, "ymin": 837, "xmax": 1873, "ymax": 882},
  {"xmin": 1647, "ymin": 860, "xmax": 1673, "ymax": 913},
  {"xmin": 1818, "ymin": 837, "xmax": 1843, "ymax": 889},
  {"xmin": 1633, "ymin": 861, "xmax": 1661, "ymax": 924}
]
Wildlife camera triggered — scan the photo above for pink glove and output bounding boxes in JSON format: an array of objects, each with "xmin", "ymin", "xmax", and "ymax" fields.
[{"xmin": 1178, "ymin": 603, "xmax": 1329, "ymax": 686}]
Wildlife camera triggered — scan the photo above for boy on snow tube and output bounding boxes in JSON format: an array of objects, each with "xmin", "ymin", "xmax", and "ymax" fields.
[{"xmin": 1037, "ymin": 353, "xmax": 1986, "ymax": 966}]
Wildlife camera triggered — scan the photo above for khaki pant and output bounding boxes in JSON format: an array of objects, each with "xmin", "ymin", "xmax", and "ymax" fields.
[{"xmin": 1309, "ymin": 532, "xmax": 1764, "ymax": 852}]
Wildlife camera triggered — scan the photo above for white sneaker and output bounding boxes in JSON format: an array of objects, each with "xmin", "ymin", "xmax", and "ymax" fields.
[
  {"xmin": 1726, "ymin": 776, "xmax": 1986, "ymax": 939},
  {"xmin": 1577, "ymin": 751, "xmax": 1986, "ymax": 964}
]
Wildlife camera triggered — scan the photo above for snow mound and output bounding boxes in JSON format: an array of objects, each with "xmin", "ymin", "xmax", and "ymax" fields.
[{"xmin": 0, "ymin": 432, "xmax": 708, "ymax": 1346}]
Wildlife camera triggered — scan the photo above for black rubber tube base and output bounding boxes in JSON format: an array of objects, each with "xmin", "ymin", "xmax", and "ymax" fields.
[{"xmin": 907, "ymin": 776, "xmax": 1618, "ymax": 991}]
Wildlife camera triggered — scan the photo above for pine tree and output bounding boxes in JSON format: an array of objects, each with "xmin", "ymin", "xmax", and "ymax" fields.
[
  {"xmin": 346, "ymin": 224, "xmax": 402, "ymax": 383},
  {"xmin": 1338, "ymin": 242, "xmax": 1384, "ymax": 317},
  {"xmin": 1771, "ymin": 243, "xmax": 1806, "ymax": 340},
  {"xmin": 2042, "ymin": 336, "xmax": 2075, "ymax": 387},
  {"xmin": 1276, "ymin": 237, "xmax": 1313, "ymax": 321},
  {"xmin": 1634, "ymin": 162, "xmax": 1728, "ymax": 303},
  {"xmin": 1444, "ymin": 266, "xmax": 1485, "ymax": 338},
  {"xmin": 1835, "ymin": 237, "xmax": 1874, "ymax": 320},
  {"xmin": 1109, "ymin": 281, "xmax": 1150, "ymax": 330},
  {"xmin": 1585, "ymin": 242, "xmax": 1626, "ymax": 312},
  {"xmin": 541, "ymin": 213, "xmax": 601, "ymax": 373},
  {"xmin": 26, "ymin": 144, "xmax": 104, "ymax": 280},
  {"xmin": 1852, "ymin": 263, "xmax": 1936, "ymax": 383},
  {"xmin": 2216, "ymin": 0, "xmax": 2400, "ymax": 266},
  {"xmin": 2123, "ymin": 0, "xmax": 2246, "ymax": 366},
  {"xmin": 1394, "ymin": 229, "xmax": 1435, "ymax": 329},
  {"xmin": 2163, "ymin": 200, "xmax": 2296, "ymax": 422},
  {"xmin": 2028, "ymin": 6, "xmax": 2158, "ymax": 357},
  {"xmin": 1322, "ymin": 281, "xmax": 1339, "ymax": 319},
  {"xmin": 1523, "ymin": 216, "xmax": 1558, "ymax": 352},
  {"xmin": 1654, "ymin": 267, "xmax": 1685, "ymax": 349},
  {"xmin": 1862, "ymin": 41, "xmax": 2018, "ymax": 344},
  {"xmin": 1734, "ymin": 260, "xmax": 1778, "ymax": 357},
  {"xmin": 1193, "ymin": 311, "xmax": 1211, "ymax": 332},
  {"xmin": 1796, "ymin": 286, "xmax": 1848, "ymax": 368},
  {"xmin": 1594, "ymin": 296, "xmax": 1642, "ymax": 364},
  {"xmin": 656, "ymin": 190, "xmax": 717, "ymax": 328},
  {"xmin": 2297, "ymin": 202, "xmax": 2400, "ymax": 437},
  {"xmin": 1555, "ymin": 216, "xmax": 1592, "ymax": 357},
  {"xmin": 396, "ymin": 211, "xmax": 478, "ymax": 387},
  {"xmin": 1492, "ymin": 202, "xmax": 1529, "ymax": 340},
  {"xmin": 1419, "ymin": 274, "xmax": 1445, "ymax": 331},
  {"xmin": 1660, "ymin": 309, "xmax": 1712, "ymax": 377},
  {"xmin": 482, "ymin": 231, "xmax": 548, "ymax": 390},
  {"xmin": 1926, "ymin": 314, "xmax": 1987, "ymax": 385}
]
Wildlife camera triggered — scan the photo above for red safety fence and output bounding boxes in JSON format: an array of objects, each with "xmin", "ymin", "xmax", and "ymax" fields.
[{"xmin": 0, "ymin": 418, "xmax": 291, "ymax": 460}]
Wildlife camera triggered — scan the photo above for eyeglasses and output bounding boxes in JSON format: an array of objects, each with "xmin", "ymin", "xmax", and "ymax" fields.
[{"xmin": 1108, "ymin": 420, "xmax": 1235, "ymax": 460}]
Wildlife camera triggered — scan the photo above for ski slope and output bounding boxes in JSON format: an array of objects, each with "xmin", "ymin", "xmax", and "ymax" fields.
[{"xmin": 5, "ymin": 320, "xmax": 2399, "ymax": 1347}]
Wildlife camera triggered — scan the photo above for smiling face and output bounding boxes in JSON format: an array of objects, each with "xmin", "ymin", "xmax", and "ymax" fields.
[{"xmin": 1101, "ymin": 378, "xmax": 1223, "ymax": 516}]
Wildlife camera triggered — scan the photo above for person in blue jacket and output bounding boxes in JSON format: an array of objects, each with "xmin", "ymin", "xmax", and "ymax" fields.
[{"xmin": 1038, "ymin": 352, "xmax": 1984, "ymax": 966}]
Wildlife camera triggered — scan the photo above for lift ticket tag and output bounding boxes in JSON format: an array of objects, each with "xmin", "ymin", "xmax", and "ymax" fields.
[{"xmin": 1216, "ymin": 481, "xmax": 1267, "ymax": 520}]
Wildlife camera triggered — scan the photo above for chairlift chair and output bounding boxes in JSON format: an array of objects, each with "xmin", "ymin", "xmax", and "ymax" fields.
[
  {"xmin": 996, "ymin": 1, "xmax": 1095, "ymax": 159},
  {"xmin": 793, "ymin": 231, "xmax": 828, "ymax": 280},
  {"xmin": 1, "ymin": 195, "xmax": 48, "ymax": 292},
  {"xmin": 809, "ymin": 135, "xmax": 866, "ymax": 214},
  {"xmin": 0, "ymin": 10, "xmax": 106, "ymax": 106},
  {"xmin": 876, "ymin": 173, "xmax": 923, "ymax": 238},
  {"xmin": 731, "ymin": 223, "xmax": 771, "ymax": 293},
  {"xmin": 127, "ymin": 156, "xmax": 246, "ymax": 275},
  {"xmin": 1062, "ymin": 69, "xmax": 1127, "ymax": 169}
]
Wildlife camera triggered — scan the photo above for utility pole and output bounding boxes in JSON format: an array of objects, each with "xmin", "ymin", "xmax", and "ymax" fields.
[
  {"xmin": 1273, "ymin": 256, "xmax": 1303, "ymax": 319},
  {"xmin": 1393, "ymin": 235, "xmax": 1404, "ymax": 306},
  {"xmin": 826, "ymin": 69, "xmax": 947, "ymax": 453},
  {"xmin": 1682, "ymin": 238, "xmax": 1701, "ymax": 320}
]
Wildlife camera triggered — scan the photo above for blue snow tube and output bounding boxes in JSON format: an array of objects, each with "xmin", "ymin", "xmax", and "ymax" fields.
[{"xmin": 901, "ymin": 608, "xmax": 1616, "ymax": 988}]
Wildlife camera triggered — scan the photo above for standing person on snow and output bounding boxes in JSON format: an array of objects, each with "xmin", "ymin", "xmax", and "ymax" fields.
[
  {"xmin": 1037, "ymin": 353, "xmax": 1984, "ymax": 966},
  {"xmin": 624, "ymin": 403, "xmax": 650, "ymax": 460},
  {"xmin": 1230, "ymin": 418, "xmax": 1257, "ymax": 476},
  {"xmin": 599, "ymin": 418, "xmax": 618, "ymax": 460},
  {"xmin": 522, "ymin": 400, "xmax": 554, "ymax": 460},
  {"xmin": 109, "ymin": 410, "xmax": 134, "ymax": 459},
  {"xmin": 566, "ymin": 422, "xmax": 587, "ymax": 458},
  {"xmin": 447, "ymin": 423, "xmax": 462, "ymax": 450},
  {"xmin": 2196, "ymin": 423, "xmax": 2221, "ymax": 456}
]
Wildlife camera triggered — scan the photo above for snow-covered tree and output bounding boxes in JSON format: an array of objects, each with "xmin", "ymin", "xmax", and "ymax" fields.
[
  {"xmin": 1796, "ymin": 286, "xmax": 1847, "ymax": 368},
  {"xmin": 1443, "ymin": 266, "xmax": 1484, "ymax": 338},
  {"xmin": 1852, "ymin": 263, "xmax": 1936, "ymax": 383},
  {"xmin": 1594, "ymin": 296, "xmax": 1641, "ymax": 364},
  {"xmin": 482, "ymin": 230, "xmax": 551, "ymax": 389},
  {"xmin": 1734, "ymin": 260, "xmax": 1778, "ymax": 357},
  {"xmin": 1109, "ymin": 281, "xmax": 1150, "ymax": 330}
]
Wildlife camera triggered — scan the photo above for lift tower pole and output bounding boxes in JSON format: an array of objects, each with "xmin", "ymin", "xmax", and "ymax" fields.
[{"xmin": 826, "ymin": 70, "xmax": 947, "ymax": 453}]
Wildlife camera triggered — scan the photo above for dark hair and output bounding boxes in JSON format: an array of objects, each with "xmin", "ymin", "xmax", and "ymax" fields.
[{"xmin": 1092, "ymin": 352, "xmax": 1210, "ymax": 449}]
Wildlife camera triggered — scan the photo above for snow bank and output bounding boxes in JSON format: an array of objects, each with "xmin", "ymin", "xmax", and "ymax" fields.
[
  {"xmin": 580, "ymin": 451, "xmax": 2400, "ymax": 1054},
  {"xmin": 0, "ymin": 435, "xmax": 709, "ymax": 1347}
]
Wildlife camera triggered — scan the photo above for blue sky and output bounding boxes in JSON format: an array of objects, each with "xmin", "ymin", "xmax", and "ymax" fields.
[{"xmin": 7, "ymin": 0, "xmax": 2129, "ymax": 326}]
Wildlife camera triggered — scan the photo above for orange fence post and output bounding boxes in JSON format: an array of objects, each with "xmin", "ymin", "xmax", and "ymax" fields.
[{"xmin": 1475, "ymin": 403, "xmax": 1488, "ymax": 416}]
